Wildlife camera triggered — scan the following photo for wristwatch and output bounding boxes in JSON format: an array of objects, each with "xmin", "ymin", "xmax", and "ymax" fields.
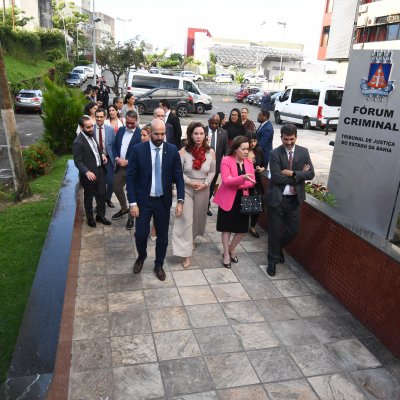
[{"xmin": 177, "ymin": 199, "xmax": 184, "ymax": 204}]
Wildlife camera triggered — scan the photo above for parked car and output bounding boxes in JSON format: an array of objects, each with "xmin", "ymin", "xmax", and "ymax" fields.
[
  {"xmin": 179, "ymin": 71, "xmax": 204, "ymax": 81},
  {"xmin": 65, "ymin": 73, "xmax": 82, "ymax": 87},
  {"xmin": 135, "ymin": 88, "xmax": 195, "ymax": 117},
  {"xmin": 246, "ymin": 90, "xmax": 263, "ymax": 105},
  {"xmin": 87, "ymin": 63, "xmax": 102, "ymax": 77},
  {"xmin": 214, "ymin": 73, "xmax": 233, "ymax": 83},
  {"xmin": 243, "ymin": 74, "xmax": 266, "ymax": 84},
  {"xmin": 71, "ymin": 67, "xmax": 87, "ymax": 82},
  {"xmin": 234, "ymin": 86, "xmax": 260, "ymax": 102},
  {"xmin": 15, "ymin": 89, "xmax": 43, "ymax": 113},
  {"xmin": 256, "ymin": 91, "xmax": 280, "ymax": 108},
  {"xmin": 149, "ymin": 67, "xmax": 160, "ymax": 74}
]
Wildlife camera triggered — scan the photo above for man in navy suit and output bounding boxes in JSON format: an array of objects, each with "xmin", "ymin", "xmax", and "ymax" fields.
[
  {"xmin": 160, "ymin": 99, "xmax": 182, "ymax": 148},
  {"xmin": 153, "ymin": 108, "xmax": 174, "ymax": 144},
  {"xmin": 94, "ymin": 108, "xmax": 115, "ymax": 207},
  {"xmin": 112, "ymin": 110, "xmax": 141, "ymax": 230},
  {"xmin": 256, "ymin": 109, "xmax": 274, "ymax": 167},
  {"xmin": 126, "ymin": 118, "xmax": 185, "ymax": 281}
]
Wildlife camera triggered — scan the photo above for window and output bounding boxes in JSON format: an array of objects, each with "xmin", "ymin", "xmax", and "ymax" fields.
[
  {"xmin": 387, "ymin": 24, "xmax": 400, "ymax": 40},
  {"xmin": 183, "ymin": 80, "xmax": 199, "ymax": 94},
  {"xmin": 280, "ymin": 89, "xmax": 291, "ymax": 102},
  {"xmin": 325, "ymin": 90, "xmax": 343, "ymax": 107},
  {"xmin": 291, "ymin": 89, "xmax": 320, "ymax": 104}
]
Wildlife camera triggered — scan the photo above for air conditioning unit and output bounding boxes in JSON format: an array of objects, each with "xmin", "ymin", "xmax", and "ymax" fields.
[{"xmin": 359, "ymin": 4, "xmax": 368, "ymax": 13}]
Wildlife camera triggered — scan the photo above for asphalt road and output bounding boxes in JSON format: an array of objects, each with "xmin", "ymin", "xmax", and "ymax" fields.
[{"xmin": 0, "ymin": 94, "xmax": 335, "ymax": 185}]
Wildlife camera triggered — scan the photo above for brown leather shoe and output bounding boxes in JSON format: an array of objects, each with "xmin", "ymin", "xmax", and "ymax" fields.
[
  {"xmin": 133, "ymin": 258, "xmax": 145, "ymax": 274},
  {"xmin": 155, "ymin": 267, "xmax": 166, "ymax": 281}
]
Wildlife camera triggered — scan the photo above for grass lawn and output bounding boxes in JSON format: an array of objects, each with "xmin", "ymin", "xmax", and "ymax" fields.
[
  {"xmin": 0, "ymin": 155, "xmax": 72, "ymax": 384},
  {"xmin": 4, "ymin": 54, "xmax": 54, "ymax": 84}
]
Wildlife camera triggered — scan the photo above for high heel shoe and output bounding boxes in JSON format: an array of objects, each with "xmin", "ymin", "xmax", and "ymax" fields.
[
  {"xmin": 222, "ymin": 257, "xmax": 231, "ymax": 269},
  {"xmin": 182, "ymin": 257, "xmax": 191, "ymax": 269},
  {"xmin": 229, "ymin": 252, "xmax": 238, "ymax": 263}
]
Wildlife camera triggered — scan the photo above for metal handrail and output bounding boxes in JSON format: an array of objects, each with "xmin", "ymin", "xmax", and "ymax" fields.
[{"xmin": 325, "ymin": 117, "xmax": 339, "ymax": 136}]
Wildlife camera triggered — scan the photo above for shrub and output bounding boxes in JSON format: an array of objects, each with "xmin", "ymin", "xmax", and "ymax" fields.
[
  {"xmin": 54, "ymin": 59, "xmax": 74, "ymax": 85},
  {"xmin": 41, "ymin": 79, "xmax": 87, "ymax": 154},
  {"xmin": 46, "ymin": 49, "xmax": 64, "ymax": 62},
  {"xmin": 305, "ymin": 182, "xmax": 336, "ymax": 207},
  {"xmin": 22, "ymin": 142, "xmax": 55, "ymax": 178}
]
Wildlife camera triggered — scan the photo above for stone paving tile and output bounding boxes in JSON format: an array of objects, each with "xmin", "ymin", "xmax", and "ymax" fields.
[
  {"xmin": 241, "ymin": 280, "xmax": 283, "ymax": 300},
  {"xmin": 337, "ymin": 313, "xmax": 374, "ymax": 339},
  {"xmin": 194, "ymin": 325, "xmax": 243, "ymax": 355},
  {"xmin": 149, "ymin": 306, "xmax": 191, "ymax": 332},
  {"xmin": 232, "ymin": 322, "xmax": 280, "ymax": 350},
  {"xmin": 203, "ymin": 268, "xmax": 238, "ymax": 284},
  {"xmin": 71, "ymin": 338, "xmax": 111, "ymax": 372},
  {"xmin": 108, "ymin": 290, "xmax": 145, "ymax": 313},
  {"xmin": 168, "ymin": 392, "xmax": 217, "ymax": 400},
  {"xmin": 106, "ymin": 259, "xmax": 134, "ymax": 275},
  {"xmin": 287, "ymin": 343, "xmax": 341, "ymax": 376},
  {"xmin": 144, "ymin": 287, "xmax": 183, "ymax": 309},
  {"xmin": 359, "ymin": 336, "xmax": 400, "ymax": 365},
  {"xmin": 304, "ymin": 315, "xmax": 356, "ymax": 343},
  {"xmin": 351, "ymin": 367, "xmax": 400, "ymax": 399},
  {"xmin": 287, "ymin": 294, "xmax": 336, "ymax": 317},
  {"xmin": 172, "ymin": 270, "xmax": 208, "ymax": 287},
  {"xmin": 73, "ymin": 314, "xmax": 109, "ymax": 341},
  {"xmin": 272, "ymin": 278, "xmax": 311, "ymax": 297},
  {"xmin": 179, "ymin": 285, "xmax": 218, "ymax": 305},
  {"xmin": 106, "ymin": 273, "xmax": 142, "ymax": 292},
  {"xmin": 220, "ymin": 301, "xmax": 265, "ymax": 324},
  {"xmin": 264, "ymin": 379, "xmax": 319, "ymax": 400},
  {"xmin": 247, "ymin": 348, "xmax": 303, "ymax": 383},
  {"xmin": 205, "ymin": 352, "xmax": 260, "ymax": 389},
  {"xmin": 326, "ymin": 339, "xmax": 381, "ymax": 371},
  {"xmin": 160, "ymin": 357, "xmax": 214, "ymax": 397},
  {"xmin": 255, "ymin": 298, "xmax": 299, "ymax": 321},
  {"xmin": 110, "ymin": 309, "xmax": 151, "ymax": 336},
  {"xmin": 77, "ymin": 275, "xmax": 107, "ymax": 294},
  {"xmin": 69, "ymin": 368, "xmax": 113, "ymax": 400},
  {"xmin": 260, "ymin": 263, "xmax": 298, "ymax": 280},
  {"xmin": 78, "ymin": 261, "xmax": 107, "ymax": 276},
  {"xmin": 141, "ymin": 270, "xmax": 175, "ymax": 289},
  {"xmin": 227, "ymin": 253, "xmax": 258, "ymax": 268},
  {"xmin": 154, "ymin": 330, "xmax": 201, "ymax": 361},
  {"xmin": 79, "ymin": 247, "xmax": 105, "ymax": 263},
  {"xmin": 113, "ymin": 363, "xmax": 164, "ymax": 400},
  {"xmin": 75, "ymin": 293, "xmax": 108, "ymax": 317},
  {"xmin": 211, "ymin": 283, "xmax": 251, "ymax": 302},
  {"xmin": 301, "ymin": 276, "xmax": 327, "ymax": 294},
  {"xmin": 308, "ymin": 373, "xmax": 368, "ymax": 400},
  {"xmin": 216, "ymin": 385, "xmax": 269, "ymax": 400},
  {"xmin": 110, "ymin": 334, "xmax": 157, "ymax": 366},
  {"xmin": 270, "ymin": 319, "xmax": 319, "ymax": 346},
  {"xmin": 185, "ymin": 304, "xmax": 229, "ymax": 328},
  {"xmin": 231, "ymin": 265, "xmax": 267, "ymax": 282},
  {"xmin": 387, "ymin": 364, "xmax": 400, "ymax": 384}
]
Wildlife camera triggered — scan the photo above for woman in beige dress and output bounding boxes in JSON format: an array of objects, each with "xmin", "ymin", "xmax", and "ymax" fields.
[{"xmin": 172, "ymin": 122, "xmax": 216, "ymax": 269}]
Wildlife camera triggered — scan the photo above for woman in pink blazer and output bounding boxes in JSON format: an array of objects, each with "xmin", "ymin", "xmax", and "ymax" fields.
[{"xmin": 213, "ymin": 136, "xmax": 256, "ymax": 268}]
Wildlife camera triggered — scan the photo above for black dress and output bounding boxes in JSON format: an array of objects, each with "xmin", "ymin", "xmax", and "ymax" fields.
[{"xmin": 216, "ymin": 163, "xmax": 249, "ymax": 233}]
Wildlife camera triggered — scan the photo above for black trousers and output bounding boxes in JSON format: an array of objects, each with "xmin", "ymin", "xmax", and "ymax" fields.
[
  {"xmin": 135, "ymin": 197, "xmax": 170, "ymax": 269},
  {"xmin": 267, "ymin": 196, "xmax": 300, "ymax": 264},
  {"xmin": 81, "ymin": 167, "xmax": 106, "ymax": 218}
]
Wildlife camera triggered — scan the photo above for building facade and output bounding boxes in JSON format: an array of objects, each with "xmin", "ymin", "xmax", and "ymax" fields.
[{"xmin": 5, "ymin": 0, "xmax": 52, "ymax": 29}]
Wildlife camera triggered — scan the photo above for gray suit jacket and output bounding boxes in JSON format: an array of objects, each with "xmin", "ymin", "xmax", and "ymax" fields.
[
  {"xmin": 206, "ymin": 126, "xmax": 229, "ymax": 175},
  {"xmin": 266, "ymin": 144, "xmax": 315, "ymax": 207}
]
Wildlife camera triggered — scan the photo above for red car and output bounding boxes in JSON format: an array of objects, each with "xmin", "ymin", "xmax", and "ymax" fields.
[{"xmin": 234, "ymin": 86, "xmax": 260, "ymax": 102}]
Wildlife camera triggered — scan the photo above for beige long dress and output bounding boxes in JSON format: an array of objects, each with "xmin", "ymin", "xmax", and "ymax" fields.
[{"xmin": 172, "ymin": 149, "xmax": 216, "ymax": 257}]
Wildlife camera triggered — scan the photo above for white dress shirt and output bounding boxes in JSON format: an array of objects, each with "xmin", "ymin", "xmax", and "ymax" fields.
[
  {"xmin": 208, "ymin": 127, "xmax": 218, "ymax": 151},
  {"xmin": 150, "ymin": 140, "xmax": 164, "ymax": 196},
  {"xmin": 95, "ymin": 124, "xmax": 107, "ymax": 155},
  {"xmin": 82, "ymin": 132, "xmax": 101, "ymax": 167},
  {"xmin": 283, "ymin": 145, "xmax": 296, "ymax": 195},
  {"xmin": 120, "ymin": 129, "xmax": 134, "ymax": 160}
]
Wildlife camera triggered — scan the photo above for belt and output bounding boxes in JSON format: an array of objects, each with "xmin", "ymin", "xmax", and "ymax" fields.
[
  {"xmin": 149, "ymin": 195, "xmax": 164, "ymax": 199},
  {"xmin": 282, "ymin": 194, "xmax": 296, "ymax": 198}
]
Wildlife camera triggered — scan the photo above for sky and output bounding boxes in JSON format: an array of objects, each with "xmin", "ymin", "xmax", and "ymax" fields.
[{"xmin": 92, "ymin": 0, "xmax": 326, "ymax": 60}]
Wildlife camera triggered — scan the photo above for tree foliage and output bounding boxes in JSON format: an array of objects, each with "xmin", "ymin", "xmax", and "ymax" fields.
[
  {"xmin": 42, "ymin": 79, "xmax": 87, "ymax": 155},
  {"xmin": 142, "ymin": 49, "xmax": 167, "ymax": 69},
  {"xmin": 96, "ymin": 38, "xmax": 144, "ymax": 95},
  {"xmin": 0, "ymin": 6, "xmax": 34, "ymax": 28}
]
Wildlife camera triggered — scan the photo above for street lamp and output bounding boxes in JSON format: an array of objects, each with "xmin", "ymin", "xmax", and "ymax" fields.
[
  {"xmin": 277, "ymin": 21, "xmax": 287, "ymax": 87},
  {"xmin": 116, "ymin": 17, "xmax": 133, "ymax": 44},
  {"xmin": 92, "ymin": 16, "xmax": 101, "ymax": 86}
]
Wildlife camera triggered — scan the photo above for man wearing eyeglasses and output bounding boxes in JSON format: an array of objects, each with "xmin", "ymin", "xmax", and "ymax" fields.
[{"xmin": 112, "ymin": 110, "xmax": 141, "ymax": 230}]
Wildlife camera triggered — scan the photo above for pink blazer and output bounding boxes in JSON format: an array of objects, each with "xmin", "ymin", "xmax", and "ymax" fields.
[{"xmin": 213, "ymin": 156, "xmax": 255, "ymax": 211}]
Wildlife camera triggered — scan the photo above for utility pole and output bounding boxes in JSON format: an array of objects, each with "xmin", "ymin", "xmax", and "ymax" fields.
[{"xmin": 0, "ymin": 41, "xmax": 31, "ymax": 199}]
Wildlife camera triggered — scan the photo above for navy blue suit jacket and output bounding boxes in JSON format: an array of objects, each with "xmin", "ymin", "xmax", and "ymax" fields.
[
  {"xmin": 165, "ymin": 122, "xmax": 174, "ymax": 144},
  {"xmin": 126, "ymin": 141, "xmax": 185, "ymax": 209},
  {"xmin": 257, "ymin": 120, "xmax": 274, "ymax": 166},
  {"xmin": 113, "ymin": 126, "xmax": 141, "ymax": 166}
]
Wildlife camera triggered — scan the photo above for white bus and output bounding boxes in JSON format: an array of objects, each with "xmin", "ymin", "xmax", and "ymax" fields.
[{"xmin": 126, "ymin": 72, "xmax": 212, "ymax": 114}]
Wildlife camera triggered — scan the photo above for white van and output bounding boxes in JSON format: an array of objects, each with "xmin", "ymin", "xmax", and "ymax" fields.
[
  {"xmin": 126, "ymin": 72, "xmax": 212, "ymax": 114},
  {"xmin": 274, "ymin": 84, "xmax": 343, "ymax": 129}
]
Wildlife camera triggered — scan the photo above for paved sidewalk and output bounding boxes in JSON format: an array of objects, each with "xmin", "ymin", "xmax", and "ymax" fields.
[{"xmin": 68, "ymin": 200, "xmax": 400, "ymax": 400}]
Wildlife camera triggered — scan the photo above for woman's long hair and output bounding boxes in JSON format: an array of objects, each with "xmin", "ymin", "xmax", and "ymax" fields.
[
  {"xmin": 185, "ymin": 122, "xmax": 210, "ymax": 153},
  {"xmin": 228, "ymin": 107, "xmax": 243, "ymax": 125}
]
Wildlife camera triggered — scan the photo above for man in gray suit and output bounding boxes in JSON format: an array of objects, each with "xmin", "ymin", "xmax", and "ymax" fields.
[
  {"xmin": 266, "ymin": 124, "xmax": 314, "ymax": 276},
  {"xmin": 206, "ymin": 114, "xmax": 229, "ymax": 216}
]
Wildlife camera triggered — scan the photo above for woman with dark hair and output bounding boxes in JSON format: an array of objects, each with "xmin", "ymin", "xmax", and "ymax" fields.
[
  {"xmin": 172, "ymin": 122, "xmax": 216, "ymax": 269},
  {"xmin": 217, "ymin": 111, "xmax": 226, "ymax": 127},
  {"xmin": 104, "ymin": 104, "xmax": 124, "ymax": 134},
  {"xmin": 247, "ymin": 132, "xmax": 266, "ymax": 238},
  {"xmin": 213, "ymin": 135, "xmax": 256, "ymax": 268},
  {"xmin": 224, "ymin": 108, "xmax": 246, "ymax": 144},
  {"xmin": 121, "ymin": 92, "xmax": 140, "ymax": 123},
  {"xmin": 77, "ymin": 101, "xmax": 98, "ymax": 134}
]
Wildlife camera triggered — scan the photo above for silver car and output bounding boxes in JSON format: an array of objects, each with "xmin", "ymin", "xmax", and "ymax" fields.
[
  {"xmin": 65, "ymin": 73, "xmax": 82, "ymax": 87},
  {"xmin": 15, "ymin": 89, "xmax": 43, "ymax": 113}
]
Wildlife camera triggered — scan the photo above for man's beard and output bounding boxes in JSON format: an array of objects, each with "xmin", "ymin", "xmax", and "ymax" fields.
[
  {"xmin": 151, "ymin": 138, "xmax": 163, "ymax": 147},
  {"xmin": 83, "ymin": 129, "xmax": 94, "ymax": 137}
]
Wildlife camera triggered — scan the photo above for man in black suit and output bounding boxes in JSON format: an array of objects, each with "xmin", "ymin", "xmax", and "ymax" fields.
[
  {"xmin": 206, "ymin": 114, "xmax": 229, "ymax": 216},
  {"xmin": 266, "ymin": 124, "xmax": 314, "ymax": 276},
  {"xmin": 153, "ymin": 108, "xmax": 174, "ymax": 144},
  {"xmin": 160, "ymin": 99, "xmax": 182, "ymax": 148},
  {"xmin": 72, "ymin": 116, "xmax": 112, "ymax": 228},
  {"xmin": 126, "ymin": 118, "xmax": 185, "ymax": 281}
]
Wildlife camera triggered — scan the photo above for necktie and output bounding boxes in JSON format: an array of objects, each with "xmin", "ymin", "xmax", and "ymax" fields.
[
  {"xmin": 211, "ymin": 130, "xmax": 216, "ymax": 150},
  {"xmin": 98, "ymin": 126, "xmax": 103, "ymax": 152},
  {"xmin": 155, "ymin": 147, "xmax": 162, "ymax": 196},
  {"xmin": 288, "ymin": 150, "xmax": 296, "ymax": 194}
]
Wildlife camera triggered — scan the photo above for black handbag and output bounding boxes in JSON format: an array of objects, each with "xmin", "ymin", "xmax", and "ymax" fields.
[{"xmin": 240, "ymin": 190, "xmax": 264, "ymax": 215}]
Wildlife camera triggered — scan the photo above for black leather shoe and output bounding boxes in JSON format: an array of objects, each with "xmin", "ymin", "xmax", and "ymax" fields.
[
  {"xmin": 207, "ymin": 209, "xmax": 213, "ymax": 216},
  {"xmin": 249, "ymin": 228, "xmax": 260, "ymax": 238},
  {"xmin": 229, "ymin": 253, "xmax": 239, "ymax": 263},
  {"xmin": 87, "ymin": 217, "xmax": 96, "ymax": 228},
  {"xmin": 95, "ymin": 215, "xmax": 112, "ymax": 225},
  {"xmin": 133, "ymin": 258, "xmax": 145, "ymax": 274},
  {"xmin": 155, "ymin": 267, "xmax": 166, "ymax": 281},
  {"xmin": 279, "ymin": 249, "xmax": 285, "ymax": 263},
  {"xmin": 266, "ymin": 263, "xmax": 276, "ymax": 277},
  {"xmin": 112, "ymin": 209, "xmax": 129, "ymax": 220},
  {"xmin": 126, "ymin": 218, "xmax": 134, "ymax": 230},
  {"xmin": 106, "ymin": 200, "xmax": 115, "ymax": 208}
]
